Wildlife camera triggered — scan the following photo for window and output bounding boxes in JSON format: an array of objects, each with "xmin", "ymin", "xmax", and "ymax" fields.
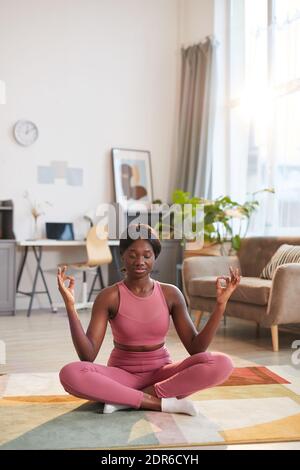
[{"xmin": 229, "ymin": 0, "xmax": 300, "ymax": 235}]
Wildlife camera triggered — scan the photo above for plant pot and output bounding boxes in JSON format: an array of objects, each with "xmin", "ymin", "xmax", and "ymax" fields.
[
  {"xmin": 184, "ymin": 240, "xmax": 236, "ymax": 258},
  {"xmin": 184, "ymin": 241, "xmax": 222, "ymax": 259}
]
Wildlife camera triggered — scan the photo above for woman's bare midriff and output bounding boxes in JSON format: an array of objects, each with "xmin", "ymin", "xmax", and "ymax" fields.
[{"xmin": 114, "ymin": 341, "xmax": 165, "ymax": 352}]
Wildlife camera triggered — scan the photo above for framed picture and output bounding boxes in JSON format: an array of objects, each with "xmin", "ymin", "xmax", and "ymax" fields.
[{"xmin": 111, "ymin": 148, "xmax": 153, "ymax": 210}]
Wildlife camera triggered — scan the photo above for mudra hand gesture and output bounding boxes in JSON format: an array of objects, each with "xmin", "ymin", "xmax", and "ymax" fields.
[
  {"xmin": 216, "ymin": 267, "xmax": 241, "ymax": 306},
  {"xmin": 57, "ymin": 266, "xmax": 75, "ymax": 307}
]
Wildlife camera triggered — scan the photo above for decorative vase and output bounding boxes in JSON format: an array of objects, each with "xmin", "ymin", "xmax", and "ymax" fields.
[{"xmin": 32, "ymin": 217, "xmax": 40, "ymax": 240}]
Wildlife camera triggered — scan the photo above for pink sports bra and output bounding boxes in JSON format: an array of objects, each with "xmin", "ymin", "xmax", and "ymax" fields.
[{"xmin": 109, "ymin": 280, "xmax": 170, "ymax": 346}]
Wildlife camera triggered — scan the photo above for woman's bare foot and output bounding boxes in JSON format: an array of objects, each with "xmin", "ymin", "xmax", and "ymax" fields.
[{"xmin": 142, "ymin": 385, "xmax": 157, "ymax": 397}]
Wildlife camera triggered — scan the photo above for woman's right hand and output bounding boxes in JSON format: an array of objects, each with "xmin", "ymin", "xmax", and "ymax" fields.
[{"xmin": 57, "ymin": 266, "xmax": 75, "ymax": 308}]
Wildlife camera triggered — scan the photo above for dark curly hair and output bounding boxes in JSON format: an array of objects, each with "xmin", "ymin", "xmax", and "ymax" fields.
[{"xmin": 119, "ymin": 223, "xmax": 161, "ymax": 259}]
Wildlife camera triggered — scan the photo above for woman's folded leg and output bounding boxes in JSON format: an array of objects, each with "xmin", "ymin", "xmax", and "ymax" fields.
[
  {"xmin": 59, "ymin": 361, "xmax": 144, "ymax": 408},
  {"xmin": 146, "ymin": 351, "xmax": 234, "ymax": 399}
]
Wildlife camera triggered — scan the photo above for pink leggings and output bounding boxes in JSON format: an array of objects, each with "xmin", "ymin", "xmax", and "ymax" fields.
[{"xmin": 59, "ymin": 346, "xmax": 233, "ymax": 409}]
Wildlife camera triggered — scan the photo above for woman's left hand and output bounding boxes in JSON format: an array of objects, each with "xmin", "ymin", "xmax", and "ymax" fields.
[{"xmin": 216, "ymin": 267, "xmax": 241, "ymax": 306}]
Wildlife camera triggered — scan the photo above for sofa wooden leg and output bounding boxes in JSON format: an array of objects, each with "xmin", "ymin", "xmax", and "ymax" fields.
[
  {"xmin": 193, "ymin": 310, "xmax": 204, "ymax": 330},
  {"xmin": 256, "ymin": 323, "xmax": 260, "ymax": 338},
  {"xmin": 271, "ymin": 325, "xmax": 279, "ymax": 352}
]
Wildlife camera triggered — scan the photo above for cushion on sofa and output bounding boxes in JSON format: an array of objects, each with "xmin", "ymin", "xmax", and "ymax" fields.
[
  {"xmin": 260, "ymin": 244, "xmax": 300, "ymax": 280},
  {"xmin": 188, "ymin": 276, "xmax": 272, "ymax": 306}
]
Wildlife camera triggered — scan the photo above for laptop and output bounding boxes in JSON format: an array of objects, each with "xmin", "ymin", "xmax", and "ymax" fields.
[{"xmin": 45, "ymin": 222, "xmax": 75, "ymax": 241}]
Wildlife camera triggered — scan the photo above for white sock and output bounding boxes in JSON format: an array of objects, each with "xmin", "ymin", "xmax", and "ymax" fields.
[
  {"xmin": 161, "ymin": 397, "xmax": 198, "ymax": 416},
  {"xmin": 102, "ymin": 403, "xmax": 132, "ymax": 414}
]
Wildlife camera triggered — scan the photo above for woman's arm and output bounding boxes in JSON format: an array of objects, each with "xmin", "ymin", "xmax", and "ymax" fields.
[
  {"xmin": 57, "ymin": 267, "xmax": 112, "ymax": 362},
  {"xmin": 170, "ymin": 268, "xmax": 241, "ymax": 355},
  {"xmin": 188, "ymin": 301, "xmax": 227, "ymax": 354}
]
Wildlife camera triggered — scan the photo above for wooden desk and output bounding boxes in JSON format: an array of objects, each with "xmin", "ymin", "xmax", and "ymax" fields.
[{"xmin": 16, "ymin": 239, "xmax": 120, "ymax": 317}]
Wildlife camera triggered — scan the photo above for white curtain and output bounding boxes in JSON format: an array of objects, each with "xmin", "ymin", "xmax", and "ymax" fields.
[{"xmin": 230, "ymin": 0, "xmax": 300, "ymax": 236}]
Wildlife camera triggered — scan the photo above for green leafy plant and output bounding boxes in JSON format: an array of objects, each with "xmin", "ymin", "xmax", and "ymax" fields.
[{"xmin": 154, "ymin": 188, "xmax": 274, "ymax": 251}]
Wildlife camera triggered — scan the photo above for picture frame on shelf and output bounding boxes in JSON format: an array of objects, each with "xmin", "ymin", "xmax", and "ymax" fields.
[{"xmin": 111, "ymin": 148, "xmax": 153, "ymax": 211}]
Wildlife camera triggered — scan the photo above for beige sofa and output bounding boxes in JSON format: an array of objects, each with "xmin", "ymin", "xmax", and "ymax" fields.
[{"xmin": 182, "ymin": 237, "xmax": 300, "ymax": 351}]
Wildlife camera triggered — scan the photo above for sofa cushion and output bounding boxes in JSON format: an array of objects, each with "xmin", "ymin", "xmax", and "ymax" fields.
[
  {"xmin": 188, "ymin": 276, "xmax": 272, "ymax": 306},
  {"xmin": 260, "ymin": 244, "xmax": 300, "ymax": 279}
]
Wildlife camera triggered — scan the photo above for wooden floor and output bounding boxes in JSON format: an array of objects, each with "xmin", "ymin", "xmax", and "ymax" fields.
[{"xmin": 1, "ymin": 309, "xmax": 300, "ymax": 450}]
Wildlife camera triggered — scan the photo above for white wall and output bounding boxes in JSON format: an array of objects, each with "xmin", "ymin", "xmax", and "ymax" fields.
[
  {"xmin": 0, "ymin": 0, "xmax": 179, "ymax": 241},
  {"xmin": 0, "ymin": 0, "xmax": 222, "ymax": 310},
  {"xmin": 0, "ymin": 0, "xmax": 181, "ymax": 308},
  {"xmin": 179, "ymin": 0, "xmax": 214, "ymax": 46}
]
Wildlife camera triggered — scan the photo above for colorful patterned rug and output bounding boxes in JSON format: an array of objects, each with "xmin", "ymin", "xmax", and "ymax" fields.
[{"xmin": 1, "ymin": 366, "xmax": 300, "ymax": 449}]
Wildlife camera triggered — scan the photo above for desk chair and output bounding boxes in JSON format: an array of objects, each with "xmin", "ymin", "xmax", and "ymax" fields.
[{"xmin": 61, "ymin": 226, "xmax": 112, "ymax": 310}]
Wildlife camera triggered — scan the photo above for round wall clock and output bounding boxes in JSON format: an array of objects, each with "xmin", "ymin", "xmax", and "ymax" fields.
[{"xmin": 13, "ymin": 120, "xmax": 39, "ymax": 146}]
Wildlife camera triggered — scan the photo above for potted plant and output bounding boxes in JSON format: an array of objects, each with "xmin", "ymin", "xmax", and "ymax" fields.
[{"xmin": 154, "ymin": 188, "xmax": 275, "ymax": 256}]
